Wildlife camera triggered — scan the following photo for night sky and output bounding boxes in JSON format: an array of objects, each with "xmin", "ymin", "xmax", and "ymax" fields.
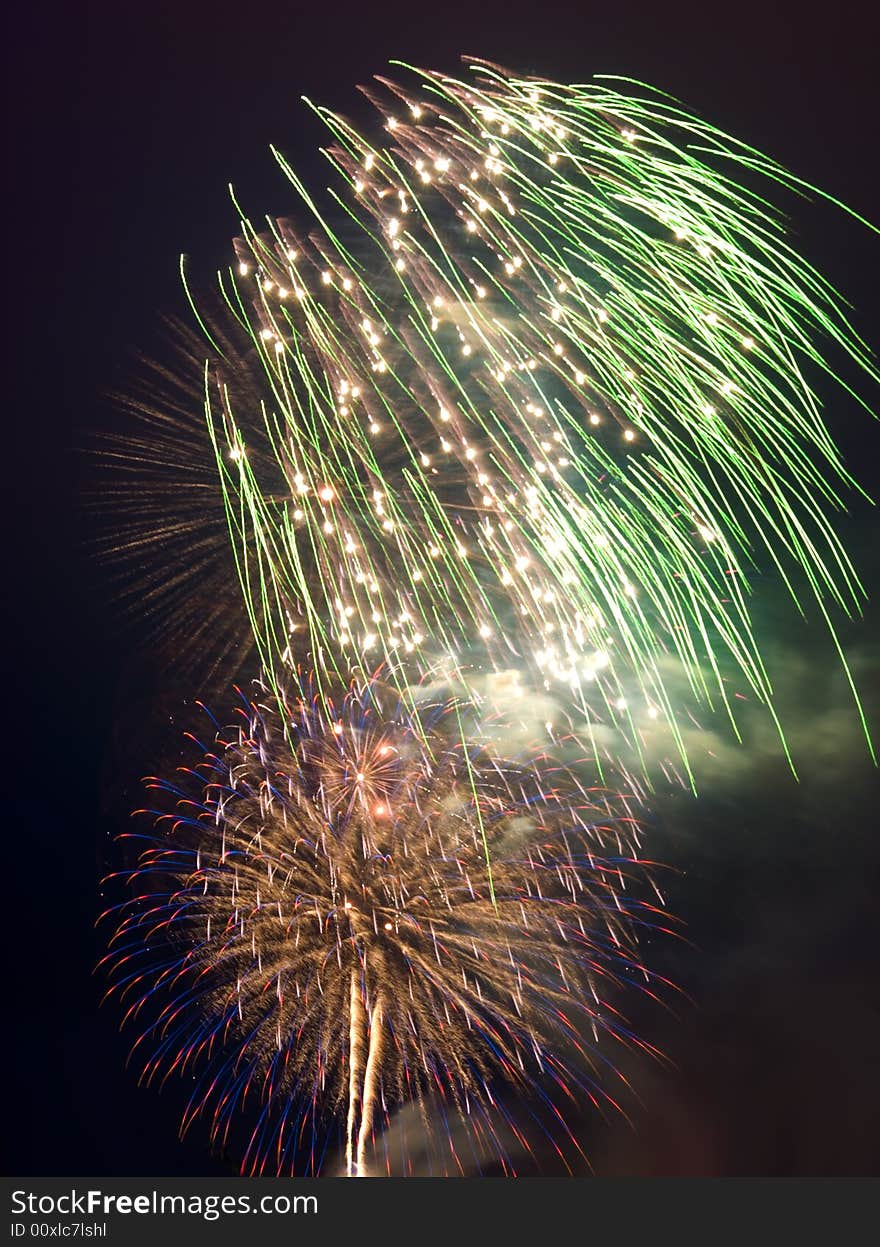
[{"xmin": 6, "ymin": 0, "xmax": 879, "ymax": 1177}]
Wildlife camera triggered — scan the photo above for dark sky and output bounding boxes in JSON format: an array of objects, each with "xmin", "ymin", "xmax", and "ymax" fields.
[{"xmin": 6, "ymin": 0, "xmax": 879, "ymax": 1177}]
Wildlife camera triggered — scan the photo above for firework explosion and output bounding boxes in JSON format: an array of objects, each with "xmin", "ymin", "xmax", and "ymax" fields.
[
  {"xmin": 196, "ymin": 59, "xmax": 875, "ymax": 779},
  {"xmin": 102, "ymin": 59, "xmax": 875, "ymax": 1176},
  {"xmin": 94, "ymin": 312, "xmax": 280, "ymax": 692},
  {"xmin": 101, "ymin": 679, "xmax": 666, "ymax": 1175}
]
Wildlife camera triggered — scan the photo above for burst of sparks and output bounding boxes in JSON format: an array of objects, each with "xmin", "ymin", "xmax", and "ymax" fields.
[
  {"xmin": 100, "ymin": 58, "xmax": 876, "ymax": 1178},
  {"xmin": 100, "ymin": 678, "xmax": 669, "ymax": 1176},
  {"xmin": 195, "ymin": 60, "xmax": 875, "ymax": 781},
  {"xmin": 93, "ymin": 315, "xmax": 276, "ymax": 691}
]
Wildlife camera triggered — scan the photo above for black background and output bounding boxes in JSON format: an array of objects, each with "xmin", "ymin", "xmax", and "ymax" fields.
[{"xmin": 5, "ymin": 0, "xmax": 879, "ymax": 1178}]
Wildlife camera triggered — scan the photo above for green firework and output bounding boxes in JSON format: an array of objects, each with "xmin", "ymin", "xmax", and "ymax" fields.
[{"xmin": 190, "ymin": 60, "xmax": 876, "ymax": 782}]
